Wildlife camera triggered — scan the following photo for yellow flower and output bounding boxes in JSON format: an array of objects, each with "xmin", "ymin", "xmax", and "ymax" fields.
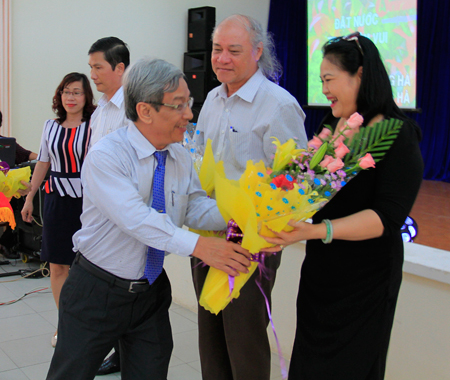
[{"xmin": 271, "ymin": 137, "xmax": 304, "ymax": 172}]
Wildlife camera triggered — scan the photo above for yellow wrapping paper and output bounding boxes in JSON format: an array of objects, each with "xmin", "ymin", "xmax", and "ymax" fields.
[
  {"xmin": 190, "ymin": 139, "xmax": 224, "ymax": 239},
  {"xmin": 0, "ymin": 167, "xmax": 31, "ymax": 230},
  {"xmin": 199, "ymin": 154, "xmax": 326, "ymax": 314},
  {"xmin": 0, "ymin": 167, "xmax": 31, "ymax": 198}
]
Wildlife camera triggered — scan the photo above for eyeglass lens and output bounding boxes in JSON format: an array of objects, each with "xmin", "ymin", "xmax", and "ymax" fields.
[
  {"xmin": 178, "ymin": 97, "xmax": 194, "ymax": 111},
  {"xmin": 61, "ymin": 91, "xmax": 84, "ymax": 97}
]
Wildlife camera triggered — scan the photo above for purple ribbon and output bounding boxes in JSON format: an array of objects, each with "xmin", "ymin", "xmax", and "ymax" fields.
[
  {"xmin": 0, "ymin": 161, "xmax": 10, "ymax": 175},
  {"xmin": 225, "ymin": 220, "xmax": 243, "ymax": 295},
  {"xmin": 225, "ymin": 219, "xmax": 287, "ymax": 379}
]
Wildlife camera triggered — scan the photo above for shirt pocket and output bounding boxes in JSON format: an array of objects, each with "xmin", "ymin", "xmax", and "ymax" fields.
[
  {"xmin": 228, "ymin": 128, "xmax": 249, "ymax": 173},
  {"xmin": 166, "ymin": 192, "xmax": 189, "ymax": 227}
]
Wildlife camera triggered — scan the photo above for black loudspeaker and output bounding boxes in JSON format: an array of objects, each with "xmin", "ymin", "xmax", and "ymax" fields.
[
  {"xmin": 184, "ymin": 51, "xmax": 220, "ymax": 104},
  {"xmin": 188, "ymin": 7, "xmax": 216, "ymax": 52}
]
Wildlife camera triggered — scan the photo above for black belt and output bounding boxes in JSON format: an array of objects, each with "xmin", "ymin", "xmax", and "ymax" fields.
[
  {"xmin": 74, "ymin": 252, "xmax": 150, "ymax": 293},
  {"xmin": 50, "ymin": 170, "xmax": 81, "ymax": 179}
]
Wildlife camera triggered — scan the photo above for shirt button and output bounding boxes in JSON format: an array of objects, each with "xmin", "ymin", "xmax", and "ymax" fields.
[
  {"xmin": 221, "ymin": 130, "xmax": 224, "ymax": 134},
  {"xmin": 225, "ymin": 109, "xmax": 229, "ymax": 112}
]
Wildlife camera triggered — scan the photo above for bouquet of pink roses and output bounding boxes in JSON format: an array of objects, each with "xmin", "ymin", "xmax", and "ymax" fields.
[
  {"xmin": 199, "ymin": 112, "xmax": 403, "ymax": 314},
  {"xmin": 267, "ymin": 112, "xmax": 397, "ymax": 207}
]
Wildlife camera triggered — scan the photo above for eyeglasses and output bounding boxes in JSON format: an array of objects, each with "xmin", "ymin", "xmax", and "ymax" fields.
[
  {"xmin": 152, "ymin": 97, "xmax": 194, "ymax": 112},
  {"xmin": 342, "ymin": 31, "xmax": 364, "ymax": 56},
  {"xmin": 60, "ymin": 90, "xmax": 85, "ymax": 97}
]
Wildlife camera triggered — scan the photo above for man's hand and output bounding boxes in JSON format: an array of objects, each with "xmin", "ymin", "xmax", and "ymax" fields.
[
  {"xmin": 17, "ymin": 181, "xmax": 31, "ymax": 197},
  {"xmin": 191, "ymin": 236, "xmax": 252, "ymax": 277}
]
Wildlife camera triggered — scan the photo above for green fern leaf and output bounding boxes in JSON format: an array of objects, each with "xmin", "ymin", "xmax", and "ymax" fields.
[{"xmin": 345, "ymin": 119, "xmax": 403, "ymax": 164}]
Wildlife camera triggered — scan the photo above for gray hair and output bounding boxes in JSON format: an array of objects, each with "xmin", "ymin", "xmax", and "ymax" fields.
[
  {"xmin": 123, "ymin": 57, "xmax": 184, "ymax": 121},
  {"xmin": 215, "ymin": 15, "xmax": 283, "ymax": 83}
]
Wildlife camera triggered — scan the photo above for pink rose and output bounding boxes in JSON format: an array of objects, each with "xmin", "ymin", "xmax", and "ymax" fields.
[
  {"xmin": 346, "ymin": 112, "xmax": 364, "ymax": 129},
  {"xmin": 327, "ymin": 158, "xmax": 344, "ymax": 173},
  {"xmin": 307, "ymin": 136, "xmax": 323, "ymax": 150},
  {"xmin": 343, "ymin": 128, "xmax": 358, "ymax": 140},
  {"xmin": 333, "ymin": 135, "xmax": 345, "ymax": 148},
  {"xmin": 358, "ymin": 153, "xmax": 376, "ymax": 169},
  {"xmin": 318, "ymin": 128, "xmax": 332, "ymax": 140},
  {"xmin": 319, "ymin": 155, "xmax": 334, "ymax": 168},
  {"xmin": 334, "ymin": 142, "xmax": 350, "ymax": 159}
]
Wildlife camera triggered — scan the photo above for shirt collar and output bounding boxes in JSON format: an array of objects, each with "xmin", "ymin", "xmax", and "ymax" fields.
[
  {"xmin": 215, "ymin": 69, "xmax": 265, "ymax": 103},
  {"xmin": 98, "ymin": 86, "xmax": 124, "ymax": 108},
  {"xmin": 127, "ymin": 124, "xmax": 175, "ymax": 161}
]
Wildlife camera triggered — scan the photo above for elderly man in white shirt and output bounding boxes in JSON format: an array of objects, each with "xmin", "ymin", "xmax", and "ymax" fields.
[
  {"xmin": 192, "ymin": 14, "xmax": 307, "ymax": 380},
  {"xmin": 46, "ymin": 58, "xmax": 255, "ymax": 380}
]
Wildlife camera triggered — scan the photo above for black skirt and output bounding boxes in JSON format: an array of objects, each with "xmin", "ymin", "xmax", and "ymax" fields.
[{"xmin": 41, "ymin": 191, "xmax": 82, "ymax": 265}]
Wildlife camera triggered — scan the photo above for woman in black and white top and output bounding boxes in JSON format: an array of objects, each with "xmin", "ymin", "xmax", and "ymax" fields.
[{"xmin": 22, "ymin": 72, "xmax": 95, "ymax": 347}]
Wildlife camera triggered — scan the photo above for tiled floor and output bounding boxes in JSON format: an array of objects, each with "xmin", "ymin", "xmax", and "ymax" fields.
[{"xmin": 0, "ymin": 259, "xmax": 287, "ymax": 380}]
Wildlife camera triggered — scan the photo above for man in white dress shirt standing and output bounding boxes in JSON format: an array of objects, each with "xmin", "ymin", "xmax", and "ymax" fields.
[
  {"xmin": 88, "ymin": 36, "xmax": 131, "ymax": 147},
  {"xmin": 87, "ymin": 36, "xmax": 131, "ymax": 376},
  {"xmin": 46, "ymin": 58, "xmax": 254, "ymax": 380},
  {"xmin": 192, "ymin": 15, "xmax": 307, "ymax": 380}
]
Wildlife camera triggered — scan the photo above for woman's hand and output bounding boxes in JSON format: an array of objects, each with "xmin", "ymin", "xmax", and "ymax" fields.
[
  {"xmin": 261, "ymin": 219, "xmax": 325, "ymax": 247},
  {"xmin": 21, "ymin": 198, "xmax": 34, "ymax": 223},
  {"xmin": 20, "ymin": 160, "xmax": 50, "ymax": 223},
  {"xmin": 261, "ymin": 210, "xmax": 384, "ymax": 248}
]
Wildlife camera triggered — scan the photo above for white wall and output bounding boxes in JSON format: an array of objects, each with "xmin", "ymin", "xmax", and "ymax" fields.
[
  {"xmin": 10, "ymin": 0, "xmax": 270, "ymax": 152},
  {"xmin": 386, "ymin": 273, "xmax": 450, "ymax": 380}
]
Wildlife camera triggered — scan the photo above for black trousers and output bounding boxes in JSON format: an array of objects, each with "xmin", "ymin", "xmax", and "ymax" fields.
[
  {"xmin": 47, "ymin": 258, "xmax": 173, "ymax": 380},
  {"xmin": 192, "ymin": 253, "xmax": 282, "ymax": 380}
]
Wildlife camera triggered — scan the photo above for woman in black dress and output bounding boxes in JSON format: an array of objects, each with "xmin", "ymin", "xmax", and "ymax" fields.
[
  {"xmin": 21, "ymin": 73, "xmax": 95, "ymax": 347},
  {"xmin": 264, "ymin": 33, "xmax": 423, "ymax": 379}
]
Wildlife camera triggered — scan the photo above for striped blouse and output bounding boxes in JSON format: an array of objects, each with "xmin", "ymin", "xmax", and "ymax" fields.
[{"xmin": 37, "ymin": 119, "xmax": 91, "ymax": 198}]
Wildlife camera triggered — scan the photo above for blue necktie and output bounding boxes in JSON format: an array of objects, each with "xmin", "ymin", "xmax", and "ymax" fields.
[{"xmin": 144, "ymin": 150, "xmax": 168, "ymax": 284}]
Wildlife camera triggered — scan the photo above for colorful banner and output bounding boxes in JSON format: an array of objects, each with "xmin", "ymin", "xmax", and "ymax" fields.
[{"xmin": 307, "ymin": 0, "xmax": 417, "ymax": 109}]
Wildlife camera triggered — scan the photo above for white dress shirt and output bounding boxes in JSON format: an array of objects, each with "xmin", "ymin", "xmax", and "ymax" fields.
[
  {"xmin": 195, "ymin": 69, "xmax": 308, "ymax": 180},
  {"xmin": 89, "ymin": 86, "xmax": 131, "ymax": 146},
  {"xmin": 73, "ymin": 125, "xmax": 226, "ymax": 280}
]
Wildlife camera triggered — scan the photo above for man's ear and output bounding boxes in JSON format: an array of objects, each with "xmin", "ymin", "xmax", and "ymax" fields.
[
  {"xmin": 114, "ymin": 62, "xmax": 126, "ymax": 77},
  {"xmin": 136, "ymin": 102, "xmax": 153, "ymax": 124},
  {"xmin": 255, "ymin": 42, "xmax": 263, "ymax": 62}
]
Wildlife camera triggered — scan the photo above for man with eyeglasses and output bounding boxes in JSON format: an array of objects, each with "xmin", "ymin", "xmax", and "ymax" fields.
[
  {"xmin": 46, "ymin": 58, "xmax": 253, "ymax": 380},
  {"xmin": 192, "ymin": 15, "xmax": 307, "ymax": 380}
]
